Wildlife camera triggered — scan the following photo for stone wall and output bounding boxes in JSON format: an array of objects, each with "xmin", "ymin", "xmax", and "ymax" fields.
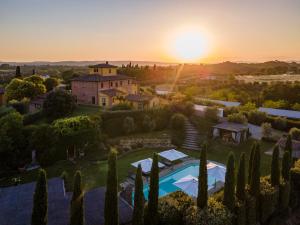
[{"xmin": 119, "ymin": 138, "xmax": 173, "ymax": 149}]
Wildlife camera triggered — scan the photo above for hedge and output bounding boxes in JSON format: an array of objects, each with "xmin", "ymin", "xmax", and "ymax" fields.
[
  {"xmin": 259, "ymin": 177, "xmax": 279, "ymax": 224},
  {"xmin": 278, "ymin": 181, "xmax": 290, "ymax": 213},
  {"xmin": 290, "ymin": 159, "xmax": 300, "ymax": 208},
  {"xmin": 23, "ymin": 110, "xmax": 44, "ymax": 125}
]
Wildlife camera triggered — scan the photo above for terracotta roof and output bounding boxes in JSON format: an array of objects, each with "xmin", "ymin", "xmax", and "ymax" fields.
[
  {"xmin": 71, "ymin": 74, "xmax": 132, "ymax": 82},
  {"xmin": 88, "ymin": 63, "xmax": 118, "ymax": 68},
  {"xmin": 126, "ymin": 94, "xmax": 153, "ymax": 102},
  {"xmin": 99, "ymin": 89, "xmax": 125, "ymax": 97},
  {"xmin": 213, "ymin": 122, "xmax": 249, "ymax": 132}
]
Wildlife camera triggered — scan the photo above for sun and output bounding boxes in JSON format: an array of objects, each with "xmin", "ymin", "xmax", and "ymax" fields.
[{"xmin": 168, "ymin": 28, "xmax": 209, "ymax": 62}]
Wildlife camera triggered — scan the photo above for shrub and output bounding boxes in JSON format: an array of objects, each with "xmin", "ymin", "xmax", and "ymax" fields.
[
  {"xmin": 157, "ymin": 191, "xmax": 194, "ymax": 225},
  {"xmin": 111, "ymin": 102, "xmax": 132, "ymax": 111},
  {"xmin": 234, "ymin": 201, "xmax": 246, "ymax": 225},
  {"xmin": 290, "ymin": 160, "xmax": 300, "ymax": 208},
  {"xmin": 289, "ymin": 127, "xmax": 300, "ymax": 141},
  {"xmin": 204, "ymin": 106, "xmax": 219, "ymax": 122},
  {"xmin": 123, "ymin": 116, "xmax": 136, "ymax": 134},
  {"xmin": 44, "ymin": 77, "xmax": 59, "ymax": 92},
  {"xmin": 259, "ymin": 177, "xmax": 279, "ymax": 224},
  {"xmin": 184, "ymin": 198, "xmax": 232, "ymax": 225},
  {"xmin": 273, "ymin": 117, "xmax": 287, "ymax": 130},
  {"xmin": 261, "ymin": 122, "xmax": 272, "ymax": 139},
  {"xmin": 170, "ymin": 101, "xmax": 194, "ymax": 117},
  {"xmin": 247, "ymin": 110, "xmax": 267, "ymax": 125},
  {"xmin": 23, "ymin": 110, "xmax": 44, "ymax": 125},
  {"xmin": 279, "ymin": 181, "xmax": 290, "ymax": 213},
  {"xmin": 8, "ymin": 98, "xmax": 29, "ymax": 114},
  {"xmin": 142, "ymin": 115, "xmax": 156, "ymax": 132},
  {"xmin": 224, "ymin": 106, "xmax": 239, "ymax": 117},
  {"xmin": 227, "ymin": 113, "xmax": 247, "ymax": 124},
  {"xmin": 170, "ymin": 113, "xmax": 186, "ymax": 147},
  {"xmin": 245, "ymin": 194, "xmax": 256, "ymax": 225}
]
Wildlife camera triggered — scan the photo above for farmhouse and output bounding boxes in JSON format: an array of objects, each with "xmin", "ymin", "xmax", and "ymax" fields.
[{"xmin": 71, "ymin": 62, "xmax": 158, "ymax": 109}]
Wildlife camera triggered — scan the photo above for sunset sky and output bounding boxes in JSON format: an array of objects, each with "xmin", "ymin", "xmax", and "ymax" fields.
[{"xmin": 1, "ymin": 0, "xmax": 300, "ymax": 63}]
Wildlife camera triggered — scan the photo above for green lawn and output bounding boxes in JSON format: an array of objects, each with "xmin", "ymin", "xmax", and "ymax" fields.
[
  {"xmin": 70, "ymin": 105, "xmax": 101, "ymax": 117},
  {"xmin": 0, "ymin": 138, "xmax": 274, "ymax": 191}
]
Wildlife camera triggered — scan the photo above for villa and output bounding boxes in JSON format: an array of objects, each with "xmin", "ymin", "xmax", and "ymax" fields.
[{"xmin": 71, "ymin": 62, "xmax": 159, "ymax": 110}]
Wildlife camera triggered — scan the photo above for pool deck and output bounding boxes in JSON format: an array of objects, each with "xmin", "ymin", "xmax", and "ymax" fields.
[{"xmin": 121, "ymin": 158, "xmax": 226, "ymax": 204}]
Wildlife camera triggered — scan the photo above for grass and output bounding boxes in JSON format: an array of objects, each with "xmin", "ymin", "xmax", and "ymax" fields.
[
  {"xmin": 70, "ymin": 105, "xmax": 101, "ymax": 117},
  {"xmin": 1, "ymin": 138, "xmax": 273, "ymax": 191}
]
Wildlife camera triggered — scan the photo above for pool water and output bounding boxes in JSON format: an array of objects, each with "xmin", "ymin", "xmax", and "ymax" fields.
[{"xmin": 142, "ymin": 163, "xmax": 218, "ymax": 200}]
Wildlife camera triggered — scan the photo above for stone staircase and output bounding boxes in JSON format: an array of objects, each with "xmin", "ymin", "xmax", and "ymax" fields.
[{"xmin": 182, "ymin": 119, "xmax": 201, "ymax": 151}]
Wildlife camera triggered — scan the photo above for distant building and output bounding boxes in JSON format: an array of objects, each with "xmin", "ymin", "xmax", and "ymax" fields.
[
  {"xmin": 29, "ymin": 92, "xmax": 50, "ymax": 113},
  {"xmin": 277, "ymin": 136, "xmax": 300, "ymax": 158},
  {"xmin": 212, "ymin": 122, "xmax": 249, "ymax": 144},
  {"xmin": 0, "ymin": 87, "xmax": 5, "ymax": 106},
  {"xmin": 71, "ymin": 62, "xmax": 159, "ymax": 109},
  {"xmin": 258, "ymin": 107, "xmax": 300, "ymax": 120}
]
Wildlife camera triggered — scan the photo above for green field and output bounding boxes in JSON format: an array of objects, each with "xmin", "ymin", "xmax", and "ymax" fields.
[{"xmin": 0, "ymin": 138, "xmax": 273, "ymax": 191}]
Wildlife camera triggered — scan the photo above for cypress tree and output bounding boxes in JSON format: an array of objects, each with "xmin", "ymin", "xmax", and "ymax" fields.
[
  {"xmin": 70, "ymin": 171, "xmax": 84, "ymax": 225},
  {"xmin": 31, "ymin": 169, "xmax": 48, "ymax": 225},
  {"xmin": 285, "ymin": 134, "xmax": 293, "ymax": 158},
  {"xmin": 132, "ymin": 165, "xmax": 144, "ymax": 225},
  {"xmin": 236, "ymin": 152, "xmax": 246, "ymax": 201},
  {"xmin": 104, "ymin": 150, "xmax": 118, "ymax": 225},
  {"xmin": 223, "ymin": 152, "xmax": 235, "ymax": 212},
  {"xmin": 250, "ymin": 145, "xmax": 260, "ymax": 197},
  {"xmin": 248, "ymin": 142, "xmax": 256, "ymax": 184},
  {"xmin": 271, "ymin": 145, "xmax": 280, "ymax": 186},
  {"xmin": 15, "ymin": 66, "xmax": 21, "ymax": 78},
  {"xmin": 197, "ymin": 145, "xmax": 208, "ymax": 209},
  {"xmin": 145, "ymin": 153, "xmax": 159, "ymax": 225},
  {"xmin": 282, "ymin": 150, "xmax": 291, "ymax": 181}
]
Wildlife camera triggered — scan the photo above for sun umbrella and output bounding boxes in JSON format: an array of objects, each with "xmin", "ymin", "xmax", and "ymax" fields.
[
  {"xmin": 158, "ymin": 149, "xmax": 188, "ymax": 162},
  {"xmin": 173, "ymin": 175, "xmax": 198, "ymax": 197},
  {"xmin": 131, "ymin": 158, "xmax": 165, "ymax": 174}
]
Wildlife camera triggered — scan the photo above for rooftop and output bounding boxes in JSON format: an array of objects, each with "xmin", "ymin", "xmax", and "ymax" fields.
[
  {"xmin": 126, "ymin": 94, "xmax": 153, "ymax": 102},
  {"xmin": 72, "ymin": 74, "xmax": 132, "ymax": 82},
  {"xmin": 213, "ymin": 122, "xmax": 249, "ymax": 132},
  {"xmin": 258, "ymin": 107, "xmax": 300, "ymax": 120},
  {"xmin": 89, "ymin": 62, "xmax": 118, "ymax": 68}
]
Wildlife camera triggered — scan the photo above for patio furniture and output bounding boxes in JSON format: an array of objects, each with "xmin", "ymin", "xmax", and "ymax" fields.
[{"xmin": 131, "ymin": 158, "xmax": 165, "ymax": 174}]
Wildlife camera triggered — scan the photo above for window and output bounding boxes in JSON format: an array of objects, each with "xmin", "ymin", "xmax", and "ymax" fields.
[
  {"xmin": 110, "ymin": 82, "xmax": 113, "ymax": 87},
  {"xmin": 115, "ymin": 82, "xmax": 118, "ymax": 87},
  {"xmin": 120, "ymin": 81, "xmax": 123, "ymax": 86},
  {"xmin": 92, "ymin": 96, "xmax": 95, "ymax": 104},
  {"xmin": 102, "ymin": 97, "xmax": 106, "ymax": 106},
  {"xmin": 128, "ymin": 80, "xmax": 130, "ymax": 84},
  {"xmin": 94, "ymin": 68, "xmax": 98, "ymax": 73},
  {"xmin": 101, "ymin": 82, "xmax": 103, "ymax": 88},
  {"xmin": 109, "ymin": 69, "xmax": 111, "ymax": 73}
]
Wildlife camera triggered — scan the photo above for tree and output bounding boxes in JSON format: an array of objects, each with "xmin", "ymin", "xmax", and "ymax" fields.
[
  {"xmin": 0, "ymin": 111, "xmax": 25, "ymax": 169},
  {"xmin": 236, "ymin": 152, "xmax": 246, "ymax": 201},
  {"xmin": 271, "ymin": 145, "xmax": 280, "ymax": 186},
  {"xmin": 132, "ymin": 165, "xmax": 144, "ymax": 225},
  {"xmin": 15, "ymin": 66, "xmax": 21, "ymax": 78},
  {"xmin": 197, "ymin": 145, "xmax": 208, "ymax": 209},
  {"xmin": 170, "ymin": 113, "xmax": 186, "ymax": 147},
  {"xmin": 282, "ymin": 150, "xmax": 291, "ymax": 181},
  {"xmin": 31, "ymin": 169, "xmax": 48, "ymax": 225},
  {"xmin": 43, "ymin": 90, "xmax": 76, "ymax": 119},
  {"xmin": 104, "ymin": 150, "xmax": 118, "ymax": 225},
  {"xmin": 204, "ymin": 106, "xmax": 219, "ymax": 122},
  {"xmin": 285, "ymin": 134, "xmax": 293, "ymax": 157},
  {"xmin": 145, "ymin": 153, "xmax": 159, "ymax": 225},
  {"xmin": 289, "ymin": 127, "xmax": 300, "ymax": 141},
  {"xmin": 70, "ymin": 171, "xmax": 84, "ymax": 225},
  {"xmin": 248, "ymin": 143, "xmax": 256, "ymax": 184},
  {"xmin": 250, "ymin": 145, "xmax": 260, "ymax": 197},
  {"xmin": 227, "ymin": 112, "xmax": 247, "ymax": 124},
  {"xmin": 123, "ymin": 116, "xmax": 135, "ymax": 134},
  {"xmin": 24, "ymin": 75, "xmax": 44, "ymax": 85},
  {"xmin": 44, "ymin": 77, "xmax": 59, "ymax": 92},
  {"xmin": 5, "ymin": 78, "xmax": 46, "ymax": 101},
  {"xmin": 142, "ymin": 115, "xmax": 156, "ymax": 132},
  {"xmin": 223, "ymin": 152, "xmax": 235, "ymax": 212}
]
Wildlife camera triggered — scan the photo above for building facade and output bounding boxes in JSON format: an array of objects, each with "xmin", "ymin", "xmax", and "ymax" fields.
[{"xmin": 71, "ymin": 62, "xmax": 158, "ymax": 109}]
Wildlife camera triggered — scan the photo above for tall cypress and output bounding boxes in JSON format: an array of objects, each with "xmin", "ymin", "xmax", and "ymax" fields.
[
  {"xmin": 132, "ymin": 165, "xmax": 144, "ymax": 225},
  {"xmin": 248, "ymin": 142, "xmax": 256, "ymax": 184},
  {"xmin": 15, "ymin": 66, "xmax": 21, "ymax": 78},
  {"xmin": 250, "ymin": 145, "xmax": 260, "ymax": 197},
  {"xmin": 104, "ymin": 150, "xmax": 119, "ymax": 225},
  {"xmin": 271, "ymin": 145, "xmax": 280, "ymax": 186},
  {"xmin": 236, "ymin": 152, "xmax": 246, "ymax": 201},
  {"xmin": 223, "ymin": 152, "xmax": 235, "ymax": 212},
  {"xmin": 145, "ymin": 153, "xmax": 159, "ymax": 225},
  {"xmin": 285, "ymin": 134, "xmax": 293, "ymax": 158},
  {"xmin": 197, "ymin": 145, "xmax": 208, "ymax": 209},
  {"xmin": 70, "ymin": 171, "xmax": 84, "ymax": 225},
  {"xmin": 282, "ymin": 150, "xmax": 291, "ymax": 181},
  {"xmin": 31, "ymin": 169, "xmax": 48, "ymax": 225}
]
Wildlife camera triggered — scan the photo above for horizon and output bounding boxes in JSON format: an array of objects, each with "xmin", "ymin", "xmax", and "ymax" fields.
[{"xmin": 1, "ymin": 0, "xmax": 300, "ymax": 63}]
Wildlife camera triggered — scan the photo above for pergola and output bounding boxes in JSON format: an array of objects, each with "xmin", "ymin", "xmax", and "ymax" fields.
[{"xmin": 212, "ymin": 122, "xmax": 249, "ymax": 144}]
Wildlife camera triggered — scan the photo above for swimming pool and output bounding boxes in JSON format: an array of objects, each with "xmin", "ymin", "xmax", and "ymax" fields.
[{"xmin": 141, "ymin": 162, "xmax": 224, "ymax": 200}]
